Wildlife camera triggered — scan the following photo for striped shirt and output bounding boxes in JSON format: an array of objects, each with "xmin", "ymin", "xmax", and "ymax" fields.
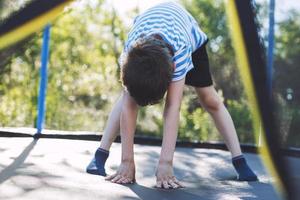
[{"xmin": 120, "ymin": 2, "xmax": 208, "ymax": 81}]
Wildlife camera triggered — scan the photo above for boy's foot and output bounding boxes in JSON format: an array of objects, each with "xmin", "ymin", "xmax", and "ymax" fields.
[
  {"xmin": 232, "ymin": 155, "xmax": 258, "ymax": 181},
  {"xmin": 86, "ymin": 148, "xmax": 109, "ymax": 176}
]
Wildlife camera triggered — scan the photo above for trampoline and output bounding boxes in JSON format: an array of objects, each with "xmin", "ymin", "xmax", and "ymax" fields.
[{"xmin": 0, "ymin": 128, "xmax": 300, "ymax": 200}]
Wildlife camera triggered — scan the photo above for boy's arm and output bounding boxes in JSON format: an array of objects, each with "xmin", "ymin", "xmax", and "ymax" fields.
[
  {"xmin": 156, "ymin": 78, "xmax": 185, "ymax": 189},
  {"xmin": 120, "ymin": 90, "xmax": 138, "ymax": 162},
  {"xmin": 106, "ymin": 90, "xmax": 138, "ymax": 184}
]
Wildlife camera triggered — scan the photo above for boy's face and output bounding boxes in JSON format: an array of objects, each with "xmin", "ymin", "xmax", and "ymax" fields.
[{"xmin": 121, "ymin": 36, "xmax": 174, "ymax": 106}]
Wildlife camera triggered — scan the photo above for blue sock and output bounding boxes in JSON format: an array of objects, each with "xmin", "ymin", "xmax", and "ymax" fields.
[
  {"xmin": 86, "ymin": 148, "xmax": 109, "ymax": 176},
  {"xmin": 232, "ymin": 155, "xmax": 258, "ymax": 181}
]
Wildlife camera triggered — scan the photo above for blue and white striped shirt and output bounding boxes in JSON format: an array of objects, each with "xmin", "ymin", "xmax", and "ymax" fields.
[{"xmin": 121, "ymin": 2, "xmax": 208, "ymax": 81}]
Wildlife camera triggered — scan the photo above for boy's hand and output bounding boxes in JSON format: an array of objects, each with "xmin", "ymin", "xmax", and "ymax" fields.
[
  {"xmin": 105, "ymin": 160, "xmax": 135, "ymax": 184},
  {"xmin": 155, "ymin": 162, "xmax": 184, "ymax": 189}
]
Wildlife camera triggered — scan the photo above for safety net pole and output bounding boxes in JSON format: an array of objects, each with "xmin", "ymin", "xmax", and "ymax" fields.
[
  {"xmin": 36, "ymin": 25, "xmax": 51, "ymax": 134},
  {"xmin": 267, "ymin": 0, "xmax": 275, "ymax": 96}
]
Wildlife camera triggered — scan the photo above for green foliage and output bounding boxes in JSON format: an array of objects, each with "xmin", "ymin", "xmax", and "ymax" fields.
[
  {"xmin": 286, "ymin": 108, "xmax": 300, "ymax": 147},
  {"xmin": 0, "ymin": 0, "xmax": 125, "ymax": 131},
  {"xmin": 42, "ymin": 0, "xmax": 126, "ymax": 131},
  {"xmin": 179, "ymin": 106, "xmax": 218, "ymax": 142},
  {"xmin": 0, "ymin": 51, "xmax": 38, "ymax": 127},
  {"xmin": 226, "ymin": 100, "xmax": 254, "ymax": 143},
  {"xmin": 272, "ymin": 10, "xmax": 300, "ymax": 148},
  {"xmin": 274, "ymin": 10, "xmax": 300, "ymax": 106},
  {"xmin": 182, "ymin": 0, "xmax": 243, "ymax": 100}
]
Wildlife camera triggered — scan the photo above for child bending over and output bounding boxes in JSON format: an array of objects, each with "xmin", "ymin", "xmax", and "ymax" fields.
[{"xmin": 87, "ymin": 2, "xmax": 257, "ymax": 189}]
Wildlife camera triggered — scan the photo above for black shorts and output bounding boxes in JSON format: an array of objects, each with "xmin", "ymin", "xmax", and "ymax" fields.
[{"xmin": 185, "ymin": 41, "xmax": 213, "ymax": 87}]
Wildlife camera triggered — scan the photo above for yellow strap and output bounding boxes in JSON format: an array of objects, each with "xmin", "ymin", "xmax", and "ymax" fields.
[
  {"xmin": 225, "ymin": 0, "xmax": 285, "ymax": 198},
  {"xmin": 0, "ymin": 1, "xmax": 73, "ymax": 50}
]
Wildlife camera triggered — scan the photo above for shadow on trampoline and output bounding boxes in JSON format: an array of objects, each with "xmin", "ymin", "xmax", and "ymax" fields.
[
  {"xmin": 124, "ymin": 181, "xmax": 276, "ymax": 200},
  {"xmin": 0, "ymin": 139, "xmax": 37, "ymax": 184},
  {"xmin": 125, "ymin": 183, "xmax": 202, "ymax": 200}
]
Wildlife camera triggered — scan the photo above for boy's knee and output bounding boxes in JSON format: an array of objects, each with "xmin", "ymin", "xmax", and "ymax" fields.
[{"xmin": 201, "ymin": 95, "xmax": 222, "ymax": 113}]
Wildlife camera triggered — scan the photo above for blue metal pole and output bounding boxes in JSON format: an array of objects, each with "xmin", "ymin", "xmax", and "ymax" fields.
[
  {"xmin": 36, "ymin": 25, "xmax": 51, "ymax": 134},
  {"xmin": 267, "ymin": 0, "xmax": 275, "ymax": 97}
]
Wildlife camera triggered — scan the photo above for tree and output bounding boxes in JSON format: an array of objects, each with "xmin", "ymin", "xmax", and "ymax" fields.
[
  {"xmin": 273, "ymin": 10, "xmax": 300, "ymax": 148},
  {"xmin": 182, "ymin": 0, "xmax": 244, "ymax": 101}
]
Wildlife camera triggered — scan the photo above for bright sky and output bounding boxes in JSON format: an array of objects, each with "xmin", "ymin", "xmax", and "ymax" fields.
[
  {"xmin": 109, "ymin": 0, "xmax": 300, "ymax": 24},
  {"xmin": 108, "ymin": 0, "xmax": 177, "ymax": 24},
  {"xmin": 111, "ymin": 0, "xmax": 170, "ymax": 15}
]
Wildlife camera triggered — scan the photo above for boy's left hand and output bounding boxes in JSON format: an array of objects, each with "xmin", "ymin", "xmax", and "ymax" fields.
[
  {"xmin": 105, "ymin": 160, "xmax": 136, "ymax": 184},
  {"xmin": 155, "ymin": 162, "xmax": 184, "ymax": 189}
]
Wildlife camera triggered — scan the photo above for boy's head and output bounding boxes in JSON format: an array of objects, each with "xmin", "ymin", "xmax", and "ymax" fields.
[{"xmin": 121, "ymin": 35, "xmax": 174, "ymax": 106}]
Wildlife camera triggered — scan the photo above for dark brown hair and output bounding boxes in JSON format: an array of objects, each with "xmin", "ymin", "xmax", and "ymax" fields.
[{"xmin": 121, "ymin": 35, "xmax": 174, "ymax": 106}]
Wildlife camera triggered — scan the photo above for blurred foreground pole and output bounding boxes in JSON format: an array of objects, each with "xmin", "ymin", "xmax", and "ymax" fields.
[
  {"xmin": 267, "ymin": 0, "xmax": 275, "ymax": 97},
  {"xmin": 260, "ymin": 0, "xmax": 276, "ymax": 146},
  {"xmin": 36, "ymin": 25, "xmax": 51, "ymax": 134}
]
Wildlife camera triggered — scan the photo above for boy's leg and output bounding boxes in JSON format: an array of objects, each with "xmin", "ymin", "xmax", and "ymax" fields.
[
  {"xmin": 100, "ymin": 93, "xmax": 123, "ymax": 150},
  {"xmin": 86, "ymin": 93, "xmax": 123, "ymax": 176},
  {"xmin": 194, "ymin": 86, "xmax": 242, "ymax": 157},
  {"xmin": 194, "ymin": 86, "xmax": 257, "ymax": 181}
]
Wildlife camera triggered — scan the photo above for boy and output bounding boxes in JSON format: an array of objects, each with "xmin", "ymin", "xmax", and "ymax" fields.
[{"xmin": 86, "ymin": 2, "xmax": 257, "ymax": 189}]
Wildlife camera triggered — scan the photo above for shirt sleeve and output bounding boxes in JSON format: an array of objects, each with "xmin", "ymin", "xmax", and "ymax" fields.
[
  {"xmin": 172, "ymin": 47, "xmax": 194, "ymax": 81},
  {"xmin": 190, "ymin": 16, "xmax": 208, "ymax": 50}
]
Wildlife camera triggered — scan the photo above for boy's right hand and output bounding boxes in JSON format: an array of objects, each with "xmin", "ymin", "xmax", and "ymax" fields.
[
  {"xmin": 155, "ymin": 162, "xmax": 184, "ymax": 189},
  {"xmin": 105, "ymin": 160, "xmax": 135, "ymax": 184}
]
